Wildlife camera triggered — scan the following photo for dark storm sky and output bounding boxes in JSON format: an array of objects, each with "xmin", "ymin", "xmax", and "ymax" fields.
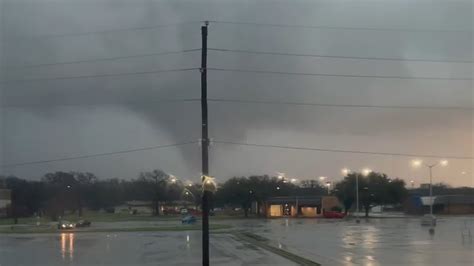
[{"xmin": 0, "ymin": 0, "xmax": 472, "ymax": 186}]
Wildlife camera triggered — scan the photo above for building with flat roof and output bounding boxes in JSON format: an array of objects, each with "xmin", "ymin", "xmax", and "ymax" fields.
[
  {"xmin": 404, "ymin": 194, "xmax": 474, "ymax": 215},
  {"xmin": 264, "ymin": 196, "xmax": 341, "ymax": 218}
]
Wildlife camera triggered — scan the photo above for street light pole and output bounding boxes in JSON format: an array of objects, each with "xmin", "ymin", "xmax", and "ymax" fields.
[
  {"xmin": 411, "ymin": 159, "xmax": 447, "ymax": 228},
  {"xmin": 423, "ymin": 162, "xmax": 443, "ymax": 218},
  {"xmin": 429, "ymin": 165, "xmax": 433, "ymax": 217},
  {"xmin": 355, "ymin": 174, "xmax": 359, "ymax": 219}
]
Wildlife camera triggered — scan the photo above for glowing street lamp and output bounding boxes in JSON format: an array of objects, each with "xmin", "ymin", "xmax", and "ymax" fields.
[
  {"xmin": 319, "ymin": 176, "xmax": 327, "ymax": 181},
  {"xmin": 341, "ymin": 168, "xmax": 350, "ymax": 176},
  {"xmin": 276, "ymin": 172, "xmax": 285, "ymax": 180},
  {"xmin": 362, "ymin": 168, "xmax": 372, "ymax": 177},
  {"xmin": 412, "ymin": 159, "xmax": 422, "ymax": 168},
  {"xmin": 169, "ymin": 174, "xmax": 177, "ymax": 183},
  {"xmin": 290, "ymin": 178, "xmax": 298, "ymax": 183}
]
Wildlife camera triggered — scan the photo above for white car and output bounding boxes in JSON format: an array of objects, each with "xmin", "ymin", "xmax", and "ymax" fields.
[{"xmin": 421, "ymin": 214, "xmax": 437, "ymax": 226}]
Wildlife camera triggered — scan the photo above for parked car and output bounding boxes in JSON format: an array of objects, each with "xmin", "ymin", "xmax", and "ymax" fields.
[
  {"xmin": 421, "ymin": 214, "xmax": 436, "ymax": 226},
  {"xmin": 181, "ymin": 215, "xmax": 197, "ymax": 224},
  {"xmin": 323, "ymin": 211, "xmax": 346, "ymax": 219},
  {"xmin": 75, "ymin": 219, "xmax": 91, "ymax": 227},
  {"xmin": 58, "ymin": 220, "xmax": 75, "ymax": 230}
]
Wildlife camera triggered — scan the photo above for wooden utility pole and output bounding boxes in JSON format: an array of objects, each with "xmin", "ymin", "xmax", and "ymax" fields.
[{"xmin": 200, "ymin": 21, "xmax": 210, "ymax": 266}]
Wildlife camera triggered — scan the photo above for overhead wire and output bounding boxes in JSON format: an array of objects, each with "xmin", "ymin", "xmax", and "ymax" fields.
[
  {"xmin": 207, "ymin": 98, "xmax": 473, "ymax": 111},
  {"xmin": 208, "ymin": 48, "xmax": 473, "ymax": 64},
  {"xmin": 213, "ymin": 140, "xmax": 474, "ymax": 160},
  {"xmin": 5, "ymin": 20, "xmax": 469, "ymax": 41},
  {"xmin": 3, "ymin": 98, "xmax": 470, "ymax": 111},
  {"xmin": 207, "ymin": 67, "xmax": 472, "ymax": 81},
  {"xmin": 2, "ymin": 98, "xmax": 201, "ymax": 109},
  {"xmin": 5, "ymin": 21, "xmax": 202, "ymax": 40},
  {"xmin": 2, "ymin": 141, "xmax": 198, "ymax": 168},
  {"xmin": 2, "ymin": 49, "xmax": 201, "ymax": 70},
  {"xmin": 208, "ymin": 20, "xmax": 472, "ymax": 33},
  {"xmin": 1, "ymin": 67, "xmax": 200, "ymax": 84}
]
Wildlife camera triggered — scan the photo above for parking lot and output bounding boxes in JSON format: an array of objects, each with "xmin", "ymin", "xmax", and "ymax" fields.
[{"xmin": 1, "ymin": 216, "xmax": 473, "ymax": 266}]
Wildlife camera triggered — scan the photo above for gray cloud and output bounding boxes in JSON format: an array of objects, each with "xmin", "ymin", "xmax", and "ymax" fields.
[{"xmin": 1, "ymin": 0, "xmax": 472, "ymax": 186}]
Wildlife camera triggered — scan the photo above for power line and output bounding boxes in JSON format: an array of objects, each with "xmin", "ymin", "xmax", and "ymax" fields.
[
  {"xmin": 6, "ymin": 21, "xmax": 201, "ymax": 40},
  {"xmin": 208, "ymin": 20, "xmax": 472, "ymax": 33},
  {"xmin": 2, "ymin": 49, "xmax": 201, "ymax": 70},
  {"xmin": 214, "ymin": 140, "xmax": 474, "ymax": 160},
  {"xmin": 4, "ymin": 98, "xmax": 470, "ymax": 111},
  {"xmin": 207, "ymin": 98, "xmax": 473, "ymax": 111},
  {"xmin": 208, "ymin": 48, "xmax": 473, "ymax": 64},
  {"xmin": 2, "ymin": 141, "xmax": 198, "ymax": 168},
  {"xmin": 1, "ymin": 67, "xmax": 199, "ymax": 84},
  {"xmin": 208, "ymin": 67, "xmax": 472, "ymax": 81},
  {"xmin": 2, "ymin": 98, "xmax": 201, "ymax": 109}
]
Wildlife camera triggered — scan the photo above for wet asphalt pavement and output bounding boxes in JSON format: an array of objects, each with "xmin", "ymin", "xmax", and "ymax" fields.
[
  {"xmin": 228, "ymin": 216, "xmax": 474, "ymax": 266},
  {"xmin": 0, "ymin": 231, "xmax": 295, "ymax": 266},
  {"xmin": 1, "ymin": 216, "xmax": 473, "ymax": 266}
]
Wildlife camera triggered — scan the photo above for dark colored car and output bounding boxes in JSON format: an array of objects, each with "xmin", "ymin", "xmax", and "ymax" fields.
[
  {"xmin": 75, "ymin": 219, "xmax": 91, "ymax": 227},
  {"xmin": 58, "ymin": 220, "xmax": 75, "ymax": 230},
  {"xmin": 181, "ymin": 215, "xmax": 197, "ymax": 224},
  {"xmin": 323, "ymin": 211, "xmax": 346, "ymax": 219}
]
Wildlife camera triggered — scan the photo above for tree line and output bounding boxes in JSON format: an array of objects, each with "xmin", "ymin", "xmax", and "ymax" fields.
[
  {"xmin": 1, "ymin": 170, "xmax": 202, "ymax": 222},
  {"xmin": 4, "ymin": 169, "xmax": 468, "ymax": 221}
]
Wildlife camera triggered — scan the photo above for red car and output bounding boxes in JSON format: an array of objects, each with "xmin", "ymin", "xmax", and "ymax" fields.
[{"xmin": 323, "ymin": 211, "xmax": 346, "ymax": 219}]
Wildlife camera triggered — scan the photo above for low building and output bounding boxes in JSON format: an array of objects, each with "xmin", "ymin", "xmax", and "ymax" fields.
[
  {"xmin": 404, "ymin": 195, "xmax": 474, "ymax": 215},
  {"xmin": 265, "ymin": 196, "xmax": 341, "ymax": 218},
  {"xmin": 434, "ymin": 195, "xmax": 474, "ymax": 214},
  {"xmin": 0, "ymin": 189, "xmax": 11, "ymax": 217}
]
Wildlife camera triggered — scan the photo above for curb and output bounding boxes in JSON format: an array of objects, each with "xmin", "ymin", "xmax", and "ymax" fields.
[{"xmin": 232, "ymin": 231, "xmax": 321, "ymax": 266}]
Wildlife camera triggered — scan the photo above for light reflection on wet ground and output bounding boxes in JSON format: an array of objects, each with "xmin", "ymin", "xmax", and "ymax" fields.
[
  {"xmin": 0, "ymin": 216, "xmax": 473, "ymax": 265},
  {"xmin": 228, "ymin": 216, "xmax": 474, "ymax": 266},
  {"xmin": 0, "ymin": 230, "xmax": 295, "ymax": 266}
]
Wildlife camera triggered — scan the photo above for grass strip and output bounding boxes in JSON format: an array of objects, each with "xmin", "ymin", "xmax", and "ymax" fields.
[{"xmin": 0, "ymin": 223, "xmax": 231, "ymax": 234}]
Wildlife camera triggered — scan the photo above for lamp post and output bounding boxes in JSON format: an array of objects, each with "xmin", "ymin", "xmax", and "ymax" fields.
[
  {"xmin": 277, "ymin": 172, "xmax": 285, "ymax": 180},
  {"xmin": 360, "ymin": 169, "xmax": 371, "ymax": 218},
  {"xmin": 325, "ymin": 181, "xmax": 331, "ymax": 195},
  {"xmin": 411, "ymin": 159, "xmax": 448, "ymax": 227},
  {"xmin": 168, "ymin": 174, "xmax": 178, "ymax": 184}
]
